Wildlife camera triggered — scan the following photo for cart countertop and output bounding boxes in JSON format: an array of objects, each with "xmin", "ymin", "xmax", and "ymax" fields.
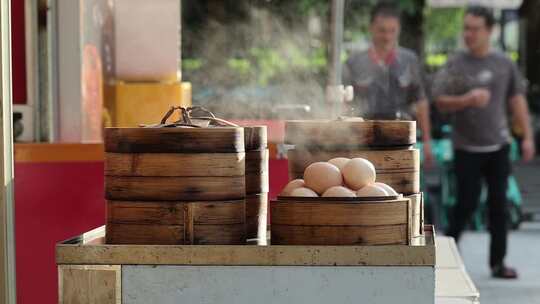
[{"xmin": 56, "ymin": 225, "xmax": 436, "ymax": 267}]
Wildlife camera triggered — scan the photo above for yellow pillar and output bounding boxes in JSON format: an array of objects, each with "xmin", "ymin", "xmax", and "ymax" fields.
[{"xmin": 104, "ymin": 81, "xmax": 192, "ymax": 127}]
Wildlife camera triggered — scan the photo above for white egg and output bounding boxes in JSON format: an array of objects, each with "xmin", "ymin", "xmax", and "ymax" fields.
[
  {"xmin": 374, "ymin": 182, "xmax": 398, "ymax": 196},
  {"xmin": 328, "ymin": 157, "xmax": 350, "ymax": 171},
  {"xmin": 289, "ymin": 187, "xmax": 318, "ymax": 197},
  {"xmin": 322, "ymin": 186, "xmax": 356, "ymax": 197},
  {"xmin": 342, "ymin": 158, "xmax": 376, "ymax": 190},
  {"xmin": 304, "ymin": 162, "xmax": 343, "ymax": 194},
  {"xmin": 356, "ymin": 184, "xmax": 388, "ymax": 197},
  {"xmin": 281, "ymin": 179, "xmax": 305, "ymax": 196}
]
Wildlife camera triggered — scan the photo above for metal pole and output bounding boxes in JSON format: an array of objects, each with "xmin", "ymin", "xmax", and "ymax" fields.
[
  {"xmin": 328, "ymin": 0, "xmax": 344, "ymax": 86},
  {"xmin": 48, "ymin": 0, "xmax": 60, "ymax": 142},
  {"xmin": 0, "ymin": 0, "xmax": 17, "ymax": 301},
  {"xmin": 25, "ymin": 0, "xmax": 40, "ymax": 141},
  {"xmin": 328, "ymin": 0, "xmax": 344, "ymax": 117}
]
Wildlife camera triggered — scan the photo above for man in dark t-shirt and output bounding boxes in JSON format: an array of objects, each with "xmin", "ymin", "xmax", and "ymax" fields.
[
  {"xmin": 433, "ymin": 6, "xmax": 535, "ymax": 279},
  {"xmin": 343, "ymin": 2, "xmax": 433, "ymax": 164}
]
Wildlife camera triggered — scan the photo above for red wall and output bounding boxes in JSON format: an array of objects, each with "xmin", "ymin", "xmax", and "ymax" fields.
[
  {"xmin": 15, "ymin": 162, "xmax": 105, "ymax": 304},
  {"xmin": 11, "ymin": 0, "xmax": 27, "ymax": 104}
]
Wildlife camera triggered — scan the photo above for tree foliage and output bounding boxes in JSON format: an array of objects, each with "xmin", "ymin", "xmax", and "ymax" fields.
[
  {"xmin": 181, "ymin": 0, "xmax": 430, "ymax": 87},
  {"xmin": 424, "ymin": 7, "xmax": 464, "ymax": 53}
]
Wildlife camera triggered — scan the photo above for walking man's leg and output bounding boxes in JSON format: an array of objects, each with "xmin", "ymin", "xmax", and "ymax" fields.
[
  {"xmin": 485, "ymin": 145, "xmax": 516, "ymax": 278},
  {"xmin": 447, "ymin": 150, "xmax": 484, "ymax": 242}
]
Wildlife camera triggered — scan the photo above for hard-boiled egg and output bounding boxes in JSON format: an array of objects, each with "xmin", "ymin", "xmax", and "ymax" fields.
[
  {"xmin": 342, "ymin": 158, "xmax": 376, "ymax": 190},
  {"xmin": 290, "ymin": 187, "xmax": 318, "ymax": 197},
  {"xmin": 281, "ymin": 179, "xmax": 305, "ymax": 196},
  {"xmin": 304, "ymin": 162, "xmax": 343, "ymax": 194},
  {"xmin": 357, "ymin": 184, "xmax": 388, "ymax": 197},
  {"xmin": 374, "ymin": 182, "xmax": 398, "ymax": 196},
  {"xmin": 322, "ymin": 186, "xmax": 356, "ymax": 197},
  {"xmin": 328, "ymin": 157, "xmax": 350, "ymax": 171}
]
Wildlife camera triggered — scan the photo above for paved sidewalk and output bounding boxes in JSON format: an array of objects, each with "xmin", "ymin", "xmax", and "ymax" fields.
[{"xmin": 458, "ymin": 222, "xmax": 540, "ymax": 304}]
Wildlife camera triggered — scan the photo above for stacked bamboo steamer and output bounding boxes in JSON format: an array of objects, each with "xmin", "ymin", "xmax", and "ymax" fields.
[
  {"xmin": 244, "ymin": 126, "xmax": 269, "ymax": 244},
  {"xmin": 284, "ymin": 119, "xmax": 423, "ymax": 239},
  {"xmin": 104, "ymin": 122, "xmax": 247, "ymax": 245}
]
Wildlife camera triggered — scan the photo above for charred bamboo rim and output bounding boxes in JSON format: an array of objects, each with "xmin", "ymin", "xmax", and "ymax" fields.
[
  {"xmin": 288, "ymin": 144, "xmax": 415, "ymax": 151},
  {"xmin": 105, "ymin": 127, "xmax": 245, "ymax": 153},
  {"xmin": 288, "ymin": 145, "xmax": 417, "ymax": 153},
  {"xmin": 285, "ymin": 119, "xmax": 416, "ymax": 146},
  {"xmin": 275, "ymin": 195, "xmax": 400, "ymax": 203},
  {"xmin": 284, "ymin": 119, "xmax": 416, "ymax": 129},
  {"xmin": 244, "ymin": 126, "xmax": 268, "ymax": 150},
  {"xmin": 106, "ymin": 126, "xmax": 242, "ymax": 131},
  {"xmin": 286, "ymin": 119, "xmax": 415, "ymax": 123}
]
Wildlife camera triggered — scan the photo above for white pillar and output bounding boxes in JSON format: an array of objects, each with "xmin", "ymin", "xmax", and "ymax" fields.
[{"xmin": 0, "ymin": 0, "xmax": 17, "ymax": 301}]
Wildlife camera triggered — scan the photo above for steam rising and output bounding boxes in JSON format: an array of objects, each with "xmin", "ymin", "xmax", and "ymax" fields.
[
  {"xmin": 183, "ymin": 7, "xmax": 328, "ymax": 120},
  {"xmin": 181, "ymin": 5, "xmax": 416, "ymax": 186}
]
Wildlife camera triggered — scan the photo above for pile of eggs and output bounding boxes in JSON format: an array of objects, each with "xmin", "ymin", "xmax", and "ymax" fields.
[{"xmin": 281, "ymin": 157, "xmax": 398, "ymax": 198}]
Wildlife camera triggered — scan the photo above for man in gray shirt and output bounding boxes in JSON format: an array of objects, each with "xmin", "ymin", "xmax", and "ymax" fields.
[
  {"xmin": 343, "ymin": 2, "xmax": 433, "ymax": 165},
  {"xmin": 433, "ymin": 6, "xmax": 535, "ymax": 279}
]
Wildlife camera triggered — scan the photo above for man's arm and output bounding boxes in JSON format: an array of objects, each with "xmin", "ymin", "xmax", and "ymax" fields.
[
  {"xmin": 415, "ymin": 99, "xmax": 434, "ymax": 166},
  {"xmin": 407, "ymin": 52, "xmax": 434, "ymax": 166},
  {"xmin": 416, "ymin": 99, "xmax": 431, "ymax": 142},
  {"xmin": 510, "ymin": 94, "xmax": 535, "ymax": 162},
  {"xmin": 436, "ymin": 94, "xmax": 471, "ymax": 112}
]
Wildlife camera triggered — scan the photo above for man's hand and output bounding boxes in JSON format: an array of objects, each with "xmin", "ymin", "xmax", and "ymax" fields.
[
  {"xmin": 521, "ymin": 138, "xmax": 536, "ymax": 162},
  {"xmin": 466, "ymin": 88, "xmax": 491, "ymax": 108},
  {"xmin": 437, "ymin": 88, "xmax": 490, "ymax": 113}
]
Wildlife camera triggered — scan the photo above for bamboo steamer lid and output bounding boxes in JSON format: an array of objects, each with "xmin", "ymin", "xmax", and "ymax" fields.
[
  {"xmin": 105, "ymin": 127, "xmax": 244, "ymax": 153},
  {"xmin": 105, "ymin": 106, "xmax": 245, "ymax": 153}
]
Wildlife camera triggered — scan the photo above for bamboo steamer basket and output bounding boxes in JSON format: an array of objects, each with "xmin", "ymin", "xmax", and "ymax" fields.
[
  {"xmin": 105, "ymin": 107, "xmax": 246, "ymax": 245},
  {"xmin": 271, "ymin": 196, "xmax": 419, "ymax": 246},
  {"xmin": 244, "ymin": 126, "xmax": 269, "ymax": 244},
  {"xmin": 285, "ymin": 119, "xmax": 419, "ymax": 195},
  {"xmin": 106, "ymin": 200, "xmax": 245, "ymax": 245}
]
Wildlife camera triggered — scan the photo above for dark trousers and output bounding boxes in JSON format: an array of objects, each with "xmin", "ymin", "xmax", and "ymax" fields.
[{"xmin": 446, "ymin": 145, "xmax": 511, "ymax": 267}]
